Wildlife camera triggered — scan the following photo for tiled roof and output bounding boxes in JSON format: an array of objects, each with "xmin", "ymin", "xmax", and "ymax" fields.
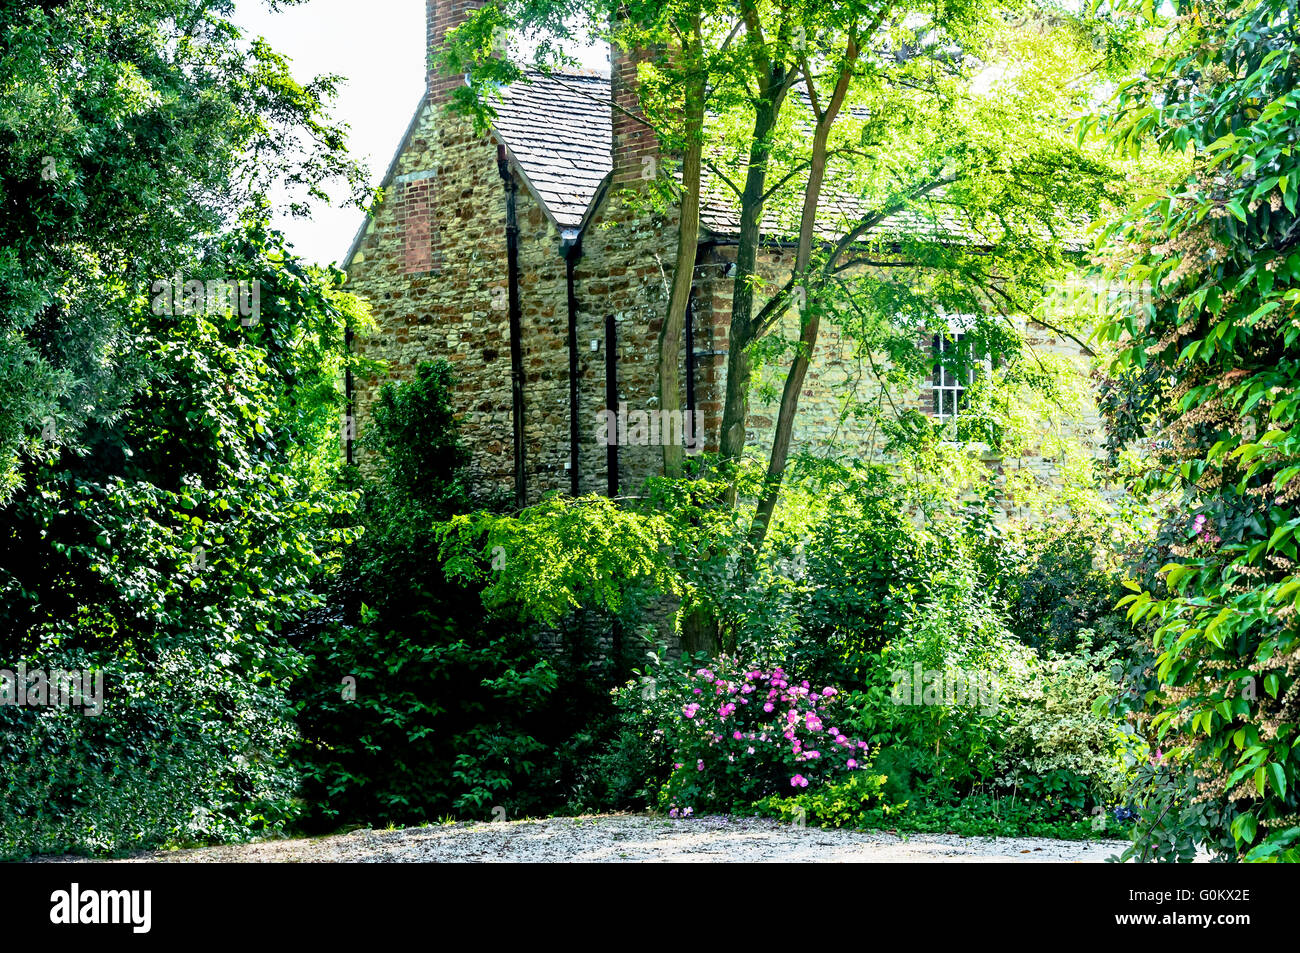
[
  {"xmin": 492, "ymin": 72, "xmax": 612, "ymax": 229},
  {"xmin": 493, "ymin": 73, "xmax": 1052, "ymax": 248},
  {"xmin": 360, "ymin": 71, "xmax": 1082, "ymax": 251}
]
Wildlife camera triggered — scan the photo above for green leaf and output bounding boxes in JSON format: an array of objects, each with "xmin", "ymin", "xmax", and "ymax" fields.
[
  {"xmin": 1234, "ymin": 812, "xmax": 1258, "ymax": 845},
  {"xmin": 1267, "ymin": 763, "xmax": 1287, "ymax": 799}
]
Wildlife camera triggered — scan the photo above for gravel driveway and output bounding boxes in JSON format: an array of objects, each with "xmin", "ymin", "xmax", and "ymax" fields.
[{"xmin": 98, "ymin": 814, "xmax": 1129, "ymax": 863}]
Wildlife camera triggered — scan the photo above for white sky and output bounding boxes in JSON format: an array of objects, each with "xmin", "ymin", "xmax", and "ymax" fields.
[{"xmin": 233, "ymin": 0, "xmax": 607, "ymax": 266}]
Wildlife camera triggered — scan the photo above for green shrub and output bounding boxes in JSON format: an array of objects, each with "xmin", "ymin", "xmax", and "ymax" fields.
[
  {"xmin": 998, "ymin": 635, "xmax": 1137, "ymax": 806},
  {"xmin": 580, "ymin": 672, "xmax": 680, "ymax": 812},
  {"xmin": 841, "ymin": 629, "xmax": 1030, "ymax": 804},
  {"xmin": 0, "ymin": 226, "xmax": 360, "ymax": 857},
  {"xmin": 1003, "ymin": 519, "xmax": 1128, "ymax": 653},
  {"xmin": 0, "ymin": 646, "xmax": 301, "ymax": 859},
  {"xmin": 1116, "ymin": 756, "xmax": 1233, "ymax": 863},
  {"xmin": 293, "ymin": 606, "xmax": 573, "ymax": 826},
  {"xmin": 756, "ymin": 781, "xmax": 1124, "ymax": 840},
  {"xmin": 293, "ymin": 361, "xmax": 625, "ymax": 826},
  {"xmin": 1092, "ymin": 0, "xmax": 1300, "ymax": 861},
  {"xmin": 364, "ymin": 361, "xmax": 473, "ymax": 512},
  {"xmin": 753, "ymin": 770, "xmax": 894, "ymax": 828}
]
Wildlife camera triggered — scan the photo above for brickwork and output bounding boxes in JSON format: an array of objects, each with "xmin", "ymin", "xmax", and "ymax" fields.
[
  {"xmin": 611, "ymin": 44, "xmax": 659, "ymax": 189},
  {"xmin": 426, "ymin": 0, "xmax": 484, "ymax": 104}
]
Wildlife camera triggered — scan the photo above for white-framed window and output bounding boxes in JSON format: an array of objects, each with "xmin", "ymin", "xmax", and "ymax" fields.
[{"xmin": 931, "ymin": 331, "xmax": 974, "ymax": 421}]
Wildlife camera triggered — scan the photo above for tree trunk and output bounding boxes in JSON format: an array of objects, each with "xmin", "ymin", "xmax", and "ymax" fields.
[
  {"xmin": 748, "ymin": 41, "xmax": 858, "ymax": 555},
  {"xmin": 658, "ymin": 33, "xmax": 705, "ymax": 479},
  {"xmin": 718, "ymin": 89, "xmax": 786, "ymax": 498}
]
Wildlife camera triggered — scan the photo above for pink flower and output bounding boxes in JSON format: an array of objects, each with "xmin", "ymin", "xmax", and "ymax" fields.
[
  {"xmin": 697, "ymin": 759, "xmax": 705, "ymax": 771},
  {"xmin": 763, "ymin": 702, "xmax": 775, "ymax": 713},
  {"xmin": 733, "ymin": 730, "xmax": 743, "ymax": 741},
  {"xmin": 790, "ymin": 774, "xmax": 809, "ymax": 788},
  {"xmin": 822, "ymin": 687, "xmax": 837, "ymax": 697},
  {"xmin": 847, "ymin": 759, "xmax": 857, "ymax": 769}
]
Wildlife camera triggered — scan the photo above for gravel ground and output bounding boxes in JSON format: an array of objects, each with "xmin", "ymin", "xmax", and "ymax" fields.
[{"xmin": 79, "ymin": 815, "xmax": 1130, "ymax": 863}]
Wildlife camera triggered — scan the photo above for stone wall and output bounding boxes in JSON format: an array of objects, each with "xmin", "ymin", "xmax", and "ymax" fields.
[
  {"xmin": 347, "ymin": 96, "xmax": 586, "ymax": 505},
  {"xmin": 348, "ymin": 100, "xmax": 504, "ymax": 498},
  {"xmin": 572, "ymin": 187, "xmax": 680, "ymax": 495},
  {"xmin": 345, "ymin": 0, "xmax": 1102, "ymax": 512},
  {"xmin": 680, "ymin": 242, "xmax": 1103, "ymax": 510}
]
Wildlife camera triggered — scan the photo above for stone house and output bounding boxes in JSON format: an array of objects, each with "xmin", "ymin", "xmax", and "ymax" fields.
[{"xmin": 341, "ymin": 0, "xmax": 1100, "ymax": 507}]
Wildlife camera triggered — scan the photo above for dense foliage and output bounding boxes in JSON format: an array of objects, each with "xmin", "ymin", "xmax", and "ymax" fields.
[
  {"xmin": 430, "ymin": 448, "xmax": 1142, "ymax": 838},
  {"xmin": 0, "ymin": 223, "xmax": 363, "ymax": 857},
  {"xmin": 6, "ymin": 0, "xmax": 1293, "ymax": 866},
  {"xmin": 1093, "ymin": 0, "xmax": 1300, "ymax": 862},
  {"xmin": 292, "ymin": 362, "xmax": 628, "ymax": 827},
  {"xmin": 0, "ymin": 0, "xmax": 365, "ymax": 502},
  {"xmin": 0, "ymin": 0, "xmax": 367, "ymax": 857}
]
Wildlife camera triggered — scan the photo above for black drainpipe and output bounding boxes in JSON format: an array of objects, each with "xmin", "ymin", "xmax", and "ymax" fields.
[
  {"xmin": 684, "ymin": 240, "xmax": 711, "ymax": 460},
  {"xmin": 605, "ymin": 312, "xmax": 618, "ymax": 497},
  {"xmin": 561, "ymin": 232, "xmax": 582, "ymax": 496},
  {"xmin": 344, "ymin": 323, "xmax": 355, "ymax": 467},
  {"xmin": 684, "ymin": 294, "xmax": 696, "ymax": 425},
  {"xmin": 498, "ymin": 144, "xmax": 527, "ymax": 509}
]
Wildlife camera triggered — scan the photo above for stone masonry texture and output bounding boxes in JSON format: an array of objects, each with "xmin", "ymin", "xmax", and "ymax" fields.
[{"xmin": 343, "ymin": 0, "xmax": 1100, "ymax": 512}]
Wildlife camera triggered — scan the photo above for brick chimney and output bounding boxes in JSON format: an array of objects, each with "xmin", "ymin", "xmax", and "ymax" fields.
[
  {"xmin": 611, "ymin": 41, "xmax": 659, "ymax": 187},
  {"xmin": 427, "ymin": 0, "xmax": 487, "ymax": 104}
]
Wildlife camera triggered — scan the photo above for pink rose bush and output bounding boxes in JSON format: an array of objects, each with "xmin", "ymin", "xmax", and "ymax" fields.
[{"xmin": 657, "ymin": 657, "xmax": 874, "ymax": 817}]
